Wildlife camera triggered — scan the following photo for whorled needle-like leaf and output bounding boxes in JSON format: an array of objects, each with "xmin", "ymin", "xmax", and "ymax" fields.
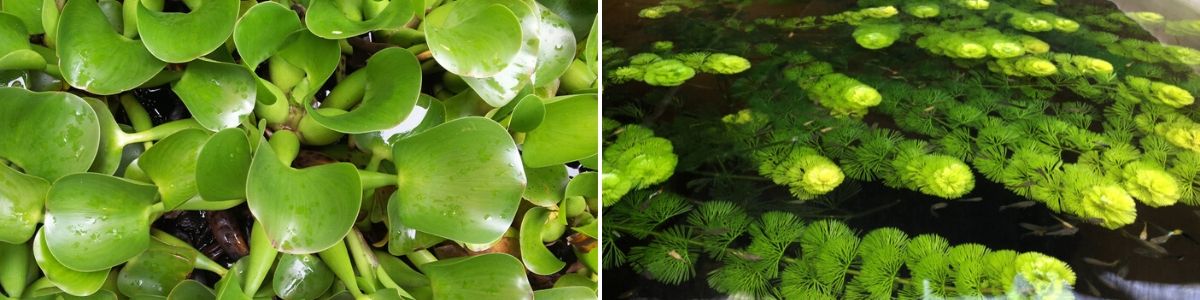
[{"xmin": 57, "ymin": 0, "xmax": 165, "ymax": 95}]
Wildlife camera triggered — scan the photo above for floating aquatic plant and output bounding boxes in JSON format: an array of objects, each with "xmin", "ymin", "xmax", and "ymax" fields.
[
  {"xmin": 0, "ymin": 0, "xmax": 599, "ymax": 298},
  {"xmin": 603, "ymin": 0, "xmax": 1200, "ymax": 297}
]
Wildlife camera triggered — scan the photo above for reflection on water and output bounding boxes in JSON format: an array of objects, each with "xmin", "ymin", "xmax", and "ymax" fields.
[{"xmin": 604, "ymin": 0, "xmax": 1200, "ymax": 299}]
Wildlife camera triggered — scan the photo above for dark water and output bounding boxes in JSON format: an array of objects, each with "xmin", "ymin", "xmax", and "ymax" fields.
[{"xmin": 603, "ymin": 1, "xmax": 1200, "ymax": 299}]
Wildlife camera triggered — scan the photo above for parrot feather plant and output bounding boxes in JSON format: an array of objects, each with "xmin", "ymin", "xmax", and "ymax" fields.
[
  {"xmin": 0, "ymin": 0, "xmax": 599, "ymax": 299},
  {"xmin": 602, "ymin": 0, "xmax": 1200, "ymax": 298}
]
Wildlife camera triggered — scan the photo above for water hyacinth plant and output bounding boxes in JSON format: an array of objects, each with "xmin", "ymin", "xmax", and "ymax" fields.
[{"xmin": 0, "ymin": 0, "xmax": 599, "ymax": 299}]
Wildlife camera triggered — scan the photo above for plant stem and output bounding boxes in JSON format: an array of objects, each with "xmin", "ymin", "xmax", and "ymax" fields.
[
  {"xmin": 406, "ymin": 249, "xmax": 437, "ymax": 271},
  {"xmin": 319, "ymin": 239, "xmax": 364, "ymax": 298},
  {"xmin": 243, "ymin": 222, "xmax": 277, "ymax": 296},
  {"xmin": 345, "ymin": 230, "xmax": 379, "ymax": 293},
  {"xmin": 119, "ymin": 94, "xmax": 154, "ymax": 149},
  {"xmin": 358, "ymin": 169, "xmax": 397, "ymax": 190},
  {"xmin": 121, "ymin": 119, "xmax": 203, "ymax": 145}
]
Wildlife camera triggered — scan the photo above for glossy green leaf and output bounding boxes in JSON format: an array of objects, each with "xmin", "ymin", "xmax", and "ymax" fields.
[
  {"xmin": 275, "ymin": 31, "xmax": 340, "ymax": 103},
  {"xmin": 32, "ymin": 229, "xmax": 109, "ymax": 296},
  {"xmin": 564, "ymin": 171, "xmax": 596, "ymax": 199},
  {"xmin": 522, "ymin": 94, "xmax": 598, "ymax": 167},
  {"xmin": 138, "ymin": 129, "xmax": 209, "ymax": 210},
  {"xmin": 0, "ymin": 162, "xmax": 48, "ymax": 244},
  {"xmin": 305, "ymin": 48, "xmax": 421, "ymax": 134},
  {"xmin": 508, "ymin": 94, "xmax": 545, "ymax": 132},
  {"xmin": 173, "ymin": 60, "xmax": 257, "ymax": 131},
  {"xmin": 391, "ymin": 117, "xmax": 526, "ymax": 244},
  {"xmin": 232, "ymin": 1, "xmax": 302, "ymax": 68},
  {"xmin": 195, "ymin": 128, "xmax": 252, "ymax": 201},
  {"xmin": 166, "ymin": 280, "xmax": 215, "ymax": 300},
  {"xmin": 44, "ymin": 173, "xmax": 160, "ymax": 272},
  {"xmin": 0, "ymin": 240, "xmax": 31, "ymax": 298},
  {"xmin": 214, "ymin": 260, "xmax": 249, "ymax": 300},
  {"xmin": 117, "ymin": 241, "xmax": 196, "ymax": 297},
  {"xmin": 532, "ymin": 286, "xmax": 594, "ymax": 300},
  {"xmin": 523, "ymin": 164, "xmax": 566, "ymax": 207},
  {"xmin": 305, "ymin": 0, "xmax": 415, "ymax": 39},
  {"xmin": 519, "ymin": 207, "xmax": 565, "ymax": 275},
  {"xmin": 57, "ymin": 0, "xmax": 165, "ymax": 94},
  {"xmin": 246, "ymin": 138, "xmax": 362, "ymax": 253},
  {"xmin": 1, "ymin": 0, "xmax": 43, "ymax": 33},
  {"xmin": 457, "ymin": 0, "xmax": 538, "ymax": 107},
  {"xmin": 583, "ymin": 18, "xmax": 597, "ymax": 74},
  {"xmin": 0, "ymin": 12, "xmax": 45, "ymax": 71},
  {"xmin": 424, "ymin": 0, "xmax": 522, "ymax": 78},
  {"xmin": 385, "ymin": 195, "xmax": 445, "ymax": 255},
  {"xmin": 551, "ymin": 273, "xmax": 595, "ymax": 291},
  {"xmin": 271, "ymin": 254, "xmax": 334, "ymax": 300},
  {"xmin": 424, "ymin": 253, "xmax": 533, "ymax": 299},
  {"xmin": 136, "ymin": 0, "xmax": 238, "ymax": 63},
  {"xmin": 0, "ymin": 88, "xmax": 100, "ymax": 181},
  {"xmin": 529, "ymin": 4, "xmax": 575, "ymax": 88}
]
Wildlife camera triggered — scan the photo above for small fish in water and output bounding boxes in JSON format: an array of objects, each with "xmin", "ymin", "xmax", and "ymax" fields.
[
  {"xmin": 930, "ymin": 202, "xmax": 948, "ymax": 217},
  {"xmin": 1045, "ymin": 214, "xmax": 1078, "ymax": 236},
  {"xmin": 1121, "ymin": 228, "xmax": 1172, "ymax": 258},
  {"xmin": 958, "ymin": 197, "xmax": 983, "ymax": 202},
  {"xmin": 1150, "ymin": 229, "xmax": 1184, "ymax": 245},
  {"xmin": 1083, "ymin": 257, "xmax": 1120, "ymax": 267},
  {"xmin": 999, "ymin": 200, "xmax": 1037, "ymax": 211},
  {"xmin": 1019, "ymin": 222, "xmax": 1048, "ymax": 236}
]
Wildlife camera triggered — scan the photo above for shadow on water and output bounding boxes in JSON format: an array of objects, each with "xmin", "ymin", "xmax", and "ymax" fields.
[{"xmin": 603, "ymin": 1, "xmax": 1200, "ymax": 299}]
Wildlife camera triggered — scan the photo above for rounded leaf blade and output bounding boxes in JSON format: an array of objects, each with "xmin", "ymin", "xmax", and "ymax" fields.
[
  {"xmin": 391, "ymin": 117, "xmax": 526, "ymax": 244},
  {"xmin": 246, "ymin": 139, "xmax": 362, "ymax": 253},
  {"xmin": 172, "ymin": 60, "xmax": 256, "ymax": 131},
  {"xmin": 0, "ymin": 88, "xmax": 100, "ymax": 181},
  {"xmin": 519, "ymin": 207, "xmax": 565, "ymax": 275},
  {"xmin": 305, "ymin": 0, "xmax": 415, "ymax": 39},
  {"xmin": 424, "ymin": 253, "xmax": 533, "ymax": 299},
  {"xmin": 44, "ymin": 173, "xmax": 159, "ymax": 272},
  {"xmin": 424, "ymin": 1, "xmax": 522, "ymax": 78},
  {"xmin": 0, "ymin": 162, "xmax": 48, "ymax": 244},
  {"xmin": 57, "ymin": 0, "xmax": 165, "ymax": 94},
  {"xmin": 32, "ymin": 229, "xmax": 110, "ymax": 296},
  {"xmin": 522, "ymin": 94, "xmax": 598, "ymax": 167},
  {"xmin": 195, "ymin": 128, "xmax": 252, "ymax": 201},
  {"xmin": 138, "ymin": 129, "xmax": 209, "ymax": 210},
  {"xmin": 304, "ymin": 48, "xmax": 421, "ymax": 134},
  {"xmin": 136, "ymin": 0, "xmax": 239, "ymax": 63},
  {"xmin": 232, "ymin": 1, "xmax": 302, "ymax": 69}
]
